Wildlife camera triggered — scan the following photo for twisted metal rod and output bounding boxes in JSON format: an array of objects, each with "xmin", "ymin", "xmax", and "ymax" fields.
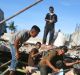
[{"xmin": 0, "ymin": 0, "xmax": 43, "ymax": 24}]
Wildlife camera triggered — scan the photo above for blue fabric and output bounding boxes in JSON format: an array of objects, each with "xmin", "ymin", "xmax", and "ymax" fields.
[{"xmin": 9, "ymin": 43, "xmax": 18, "ymax": 71}]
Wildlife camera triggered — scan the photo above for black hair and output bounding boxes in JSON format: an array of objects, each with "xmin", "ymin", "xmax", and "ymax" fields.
[
  {"xmin": 31, "ymin": 25, "xmax": 40, "ymax": 32},
  {"xmin": 49, "ymin": 6, "xmax": 54, "ymax": 10},
  {"xmin": 31, "ymin": 48, "xmax": 38, "ymax": 54},
  {"xmin": 59, "ymin": 46, "xmax": 68, "ymax": 53},
  {"xmin": 58, "ymin": 29, "xmax": 61, "ymax": 32},
  {"xmin": 36, "ymin": 42, "xmax": 41, "ymax": 45}
]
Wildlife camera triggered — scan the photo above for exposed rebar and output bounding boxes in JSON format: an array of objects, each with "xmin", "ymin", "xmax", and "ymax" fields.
[{"xmin": 0, "ymin": 0, "xmax": 43, "ymax": 24}]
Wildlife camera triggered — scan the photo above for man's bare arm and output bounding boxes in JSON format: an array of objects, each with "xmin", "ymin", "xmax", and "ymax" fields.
[
  {"xmin": 14, "ymin": 38, "xmax": 21, "ymax": 59},
  {"xmin": 46, "ymin": 59, "xmax": 59, "ymax": 72},
  {"xmin": 64, "ymin": 60, "xmax": 80, "ymax": 66},
  {"xmin": 14, "ymin": 38, "xmax": 21, "ymax": 50},
  {"xmin": 45, "ymin": 19, "xmax": 50, "ymax": 22}
]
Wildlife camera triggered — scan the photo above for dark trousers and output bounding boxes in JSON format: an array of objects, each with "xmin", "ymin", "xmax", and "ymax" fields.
[
  {"xmin": 39, "ymin": 65, "xmax": 52, "ymax": 75},
  {"xmin": 43, "ymin": 25, "xmax": 54, "ymax": 45},
  {"xmin": 74, "ymin": 68, "xmax": 80, "ymax": 75}
]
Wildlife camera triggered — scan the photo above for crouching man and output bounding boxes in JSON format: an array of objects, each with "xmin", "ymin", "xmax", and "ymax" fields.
[{"xmin": 9, "ymin": 25, "xmax": 40, "ymax": 75}]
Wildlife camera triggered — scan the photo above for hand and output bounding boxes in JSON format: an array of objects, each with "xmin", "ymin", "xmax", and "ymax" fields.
[
  {"xmin": 49, "ymin": 20, "xmax": 53, "ymax": 23},
  {"xmin": 41, "ymin": 44, "xmax": 47, "ymax": 49},
  {"xmin": 47, "ymin": 45, "xmax": 53, "ymax": 50},
  {"xmin": 75, "ymin": 60, "xmax": 80, "ymax": 64},
  {"xmin": 16, "ymin": 51, "xmax": 20, "ymax": 59},
  {"xmin": 53, "ymin": 68, "xmax": 60, "ymax": 73},
  {"xmin": 78, "ymin": 60, "xmax": 80, "ymax": 63}
]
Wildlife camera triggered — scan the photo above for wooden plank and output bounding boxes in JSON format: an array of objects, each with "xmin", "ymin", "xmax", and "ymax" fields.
[{"xmin": 0, "ymin": 60, "xmax": 11, "ymax": 68}]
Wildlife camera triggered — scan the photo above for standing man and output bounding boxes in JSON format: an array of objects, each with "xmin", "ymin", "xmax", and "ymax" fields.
[
  {"xmin": 9, "ymin": 25, "xmax": 40, "ymax": 75},
  {"xmin": 43, "ymin": 6, "xmax": 57, "ymax": 45}
]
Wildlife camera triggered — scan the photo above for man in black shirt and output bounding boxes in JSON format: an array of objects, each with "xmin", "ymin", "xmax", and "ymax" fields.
[
  {"xmin": 43, "ymin": 6, "xmax": 57, "ymax": 45},
  {"xmin": 39, "ymin": 46, "xmax": 68, "ymax": 75}
]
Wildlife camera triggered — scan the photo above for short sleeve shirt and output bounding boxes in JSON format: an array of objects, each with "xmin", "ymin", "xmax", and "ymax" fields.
[
  {"xmin": 45, "ymin": 13, "xmax": 57, "ymax": 25},
  {"xmin": 9, "ymin": 30, "xmax": 31, "ymax": 45}
]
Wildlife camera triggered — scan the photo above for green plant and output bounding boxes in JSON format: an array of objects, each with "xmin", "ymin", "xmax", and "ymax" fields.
[{"xmin": 8, "ymin": 21, "xmax": 17, "ymax": 32}]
